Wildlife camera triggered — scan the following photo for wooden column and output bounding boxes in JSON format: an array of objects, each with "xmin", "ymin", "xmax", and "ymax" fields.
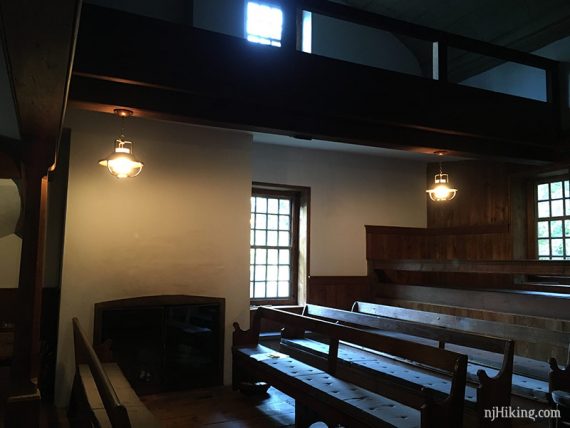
[
  {"xmin": 5, "ymin": 162, "xmax": 48, "ymax": 428},
  {"xmin": 281, "ymin": 0, "xmax": 299, "ymax": 50},
  {"xmin": 432, "ymin": 41, "xmax": 448, "ymax": 82}
]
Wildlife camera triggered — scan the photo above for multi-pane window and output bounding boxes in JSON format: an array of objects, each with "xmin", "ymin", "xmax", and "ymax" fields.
[
  {"xmin": 246, "ymin": 1, "xmax": 283, "ymax": 47},
  {"xmin": 250, "ymin": 189, "xmax": 298, "ymax": 304},
  {"xmin": 245, "ymin": 1, "xmax": 313, "ymax": 52},
  {"xmin": 536, "ymin": 179, "xmax": 570, "ymax": 259}
]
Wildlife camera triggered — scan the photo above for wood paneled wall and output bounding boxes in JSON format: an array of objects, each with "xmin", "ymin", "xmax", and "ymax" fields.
[
  {"xmin": 427, "ymin": 161, "xmax": 518, "ymax": 229},
  {"xmin": 365, "ymin": 160, "xmax": 530, "ymax": 288},
  {"xmin": 366, "ymin": 225, "xmax": 514, "ymax": 288},
  {"xmin": 307, "ymin": 276, "xmax": 370, "ymax": 310},
  {"xmin": 366, "ymin": 224, "xmax": 512, "ymax": 260}
]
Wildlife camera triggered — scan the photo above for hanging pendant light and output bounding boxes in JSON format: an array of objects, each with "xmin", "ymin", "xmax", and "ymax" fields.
[
  {"xmin": 426, "ymin": 151, "xmax": 457, "ymax": 202},
  {"xmin": 98, "ymin": 109, "xmax": 144, "ymax": 178}
]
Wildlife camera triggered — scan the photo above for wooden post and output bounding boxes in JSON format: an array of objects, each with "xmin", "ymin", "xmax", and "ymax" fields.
[
  {"xmin": 433, "ymin": 41, "xmax": 448, "ymax": 82},
  {"xmin": 281, "ymin": 0, "xmax": 299, "ymax": 50},
  {"xmin": 550, "ymin": 62, "xmax": 570, "ymax": 134},
  {"xmin": 5, "ymin": 162, "xmax": 48, "ymax": 428},
  {"xmin": 328, "ymin": 338, "xmax": 339, "ymax": 375}
]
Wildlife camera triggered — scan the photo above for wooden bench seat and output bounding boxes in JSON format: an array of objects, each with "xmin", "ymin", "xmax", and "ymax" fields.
[
  {"xmin": 281, "ymin": 303, "xmax": 514, "ymax": 427},
  {"xmin": 353, "ymin": 302, "xmax": 565, "ymax": 403},
  {"xmin": 76, "ymin": 363, "xmax": 158, "ymax": 427},
  {"xmin": 233, "ymin": 306, "xmax": 467, "ymax": 428},
  {"xmin": 332, "ymin": 327, "xmax": 550, "ymax": 402},
  {"xmin": 70, "ymin": 317, "xmax": 160, "ymax": 428},
  {"xmin": 281, "ymin": 337, "xmax": 481, "ymax": 406},
  {"xmin": 239, "ymin": 344, "xmax": 422, "ymax": 427}
]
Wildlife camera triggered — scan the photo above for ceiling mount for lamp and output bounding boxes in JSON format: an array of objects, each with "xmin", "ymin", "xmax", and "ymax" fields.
[
  {"xmin": 426, "ymin": 151, "xmax": 457, "ymax": 202},
  {"xmin": 98, "ymin": 108, "xmax": 144, "ymax": 179}
]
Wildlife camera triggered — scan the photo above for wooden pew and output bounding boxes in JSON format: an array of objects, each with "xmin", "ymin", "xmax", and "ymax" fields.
[
  {"xmin": 353, "ymin": 302, "xmax": 568, "ymax": 404},
  {"xmin": 69, "ymin": 317, "xmax": 159, "ymax": 428},
  {"xmin": 233, "ymin": 306, "xmax": 467, "ymax": 428},
  {"xmin": 549, "ymin": 358, "xmax": 570, "ymax": 425},
  {"xmin": 280, "ymin": 303, "xmax": 513, "ymax": 427}
]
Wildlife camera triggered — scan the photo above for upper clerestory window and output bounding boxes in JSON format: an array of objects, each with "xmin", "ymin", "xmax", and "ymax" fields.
[{"xmin": 246, "ymin": 1, "xmax": 283, "ymax": 47}]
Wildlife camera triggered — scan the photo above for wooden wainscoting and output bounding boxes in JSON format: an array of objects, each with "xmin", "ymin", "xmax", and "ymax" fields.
[{"xmin": 307, "ymin": 276, "xmax": 370, "ymax": 310}]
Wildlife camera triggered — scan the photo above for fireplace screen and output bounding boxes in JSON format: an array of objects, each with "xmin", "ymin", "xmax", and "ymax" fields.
[{"xmin": 94, "ymin": 296, "xmax": 224, "ymax": 395}]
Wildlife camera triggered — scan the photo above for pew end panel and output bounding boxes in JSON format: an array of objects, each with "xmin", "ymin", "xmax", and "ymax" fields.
[
  {"xmin": 232, "ymin": 321, "xmax": 260, "ymax": 348},
  {"xmin": 549, "ymin": 357, "xmax": 570, "ymax": 394},
  {"xmin": 475, "ymin": 339, "xmax": 515, "ymax": 422},
  {"xmin": 232, "ymin": 317, "xmax": 264, "ymax": 390},
  {"xmin": 420, "ymin": 353, "xmax": 468, "ymax": 428}
]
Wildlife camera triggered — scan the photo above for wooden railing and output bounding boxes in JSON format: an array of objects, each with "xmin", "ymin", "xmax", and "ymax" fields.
[
  {"xmin": 371, "ymin": 259, "xmax": 570, "ymax": 276},
  {"xmin": 286, "ymin": 0, "xmax": 560, "ymax": 103}
]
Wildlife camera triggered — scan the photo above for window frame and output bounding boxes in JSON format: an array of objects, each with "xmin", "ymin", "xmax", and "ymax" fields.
[
  {"xmin": 250, "ymin": 186, "xmax": 300, "ymax": 306},
  {"xmin": 533, "ymin": 174, "xmax": 570, "ymax": 260},
  {"xmin": 244, "ymin": 0, "xmax": 284, "ymax": 48}
]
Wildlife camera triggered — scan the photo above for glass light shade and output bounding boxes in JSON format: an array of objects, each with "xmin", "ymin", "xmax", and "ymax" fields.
[
  {"xmin": 426, "ymin": 173, "xmax": 457, "ymax": 201},
  {"xmin": 98, "ymin": 139, "xmax": 143, "ymax": 178}
]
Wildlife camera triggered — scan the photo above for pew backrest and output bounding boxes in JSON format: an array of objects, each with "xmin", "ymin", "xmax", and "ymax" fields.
[
  {"xmin": 307, "ymin": 303, "xmax": 509, "ymax": 355},
  {"xmin": 352, "ymin": 301, "xmax": 569, "ymax": 359},
  {"xmin": 72, "ymin": 317, "xmax": 131, "ymax": 428}
]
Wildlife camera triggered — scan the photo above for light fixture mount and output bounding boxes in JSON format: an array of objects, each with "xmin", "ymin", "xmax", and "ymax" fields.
[{"xmin": 114, "ymin": 108, "xmax": 133, "ymax": 118}]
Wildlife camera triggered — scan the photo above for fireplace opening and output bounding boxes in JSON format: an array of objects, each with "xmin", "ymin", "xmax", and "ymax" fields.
[{"xmin": 93, "ymin": 295, "xmax": 224, "ymax": 395}]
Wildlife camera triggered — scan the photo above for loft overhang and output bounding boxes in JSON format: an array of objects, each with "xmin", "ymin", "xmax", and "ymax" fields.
[{"xmin": 70, "ymin": 4, "xmax": 564, "ymax": 163}]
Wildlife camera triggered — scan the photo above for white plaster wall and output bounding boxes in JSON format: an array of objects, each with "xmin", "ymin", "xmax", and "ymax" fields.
[
  {"xmin": 461, "ymin": 36, "xmax": 570, "ymax": 103},
  {"xmin": 461, "ymin": 62, "xmax": 547, "ymax": 101},
  {"xmin": 312, "ymin": 14, "xmax": 422, "ymax": 76},
  {"xmin": 0, "ymin": 179, "xmax": 21, "ymax": 287},
  {"xmin": 252, "ymin": 143, "xmax": 427, "ymax": 276},
  {"xmin": 194, "ymin": 0, "xmax": 245, "ymax": 38},
  {"xmin": 55, "ymin": 110, "xmax": 251, "ymax": 406},
  {"xmin": 0, "ymin": 234, "xmax": 21, "ymax": 288}
]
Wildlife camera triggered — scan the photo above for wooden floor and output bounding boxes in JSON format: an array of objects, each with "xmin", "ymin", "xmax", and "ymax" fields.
[
  {"xmin": 141, "ymin": 386, "xmax": 295, "ymax": 427},
  {"xmin": 140, "ymin": 386, "xmax": 554, "ymax": 428},
  {"xmin": 0, "ymin": 377, "xmax": 555, "ymax": 427}
]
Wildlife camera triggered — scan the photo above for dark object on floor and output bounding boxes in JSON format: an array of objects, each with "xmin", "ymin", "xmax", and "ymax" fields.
[{"xmin": 239, "ymin": 381, "xmax": 270, "ymax": 396}]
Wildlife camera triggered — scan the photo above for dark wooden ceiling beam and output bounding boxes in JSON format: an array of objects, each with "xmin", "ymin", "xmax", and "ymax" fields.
[
  {"xmin": 69, "ymin": 75, "xmax": 556, "ymax": 164},
  {"xmin": 71, "ymin": 5, "xmax": 562, "ymax": 163},
  {"xmin": 0, "ymin": 0, "xmax": 82, "ymax": 169}
]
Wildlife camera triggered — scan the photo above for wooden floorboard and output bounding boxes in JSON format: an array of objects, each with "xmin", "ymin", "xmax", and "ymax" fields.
[
  {"xmin": 141, "ymin": 386, "xmax": 295, "ymax": 427},
  {"xmin": 140, "ymin": 384, "xmax": 554, "ymax": 427}
]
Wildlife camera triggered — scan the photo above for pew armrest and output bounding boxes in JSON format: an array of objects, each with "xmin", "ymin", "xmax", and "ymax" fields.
[
  {"xmin": 420, "ymin": 354, "xmax": 467, "ymax": 428},
  {"xmin": 549, "ymin": 357, "xmax": 570, "ymax": 395},
  {"xmin": 476, "ymin": 340, "xmax": 514, "ymax": 409}
]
